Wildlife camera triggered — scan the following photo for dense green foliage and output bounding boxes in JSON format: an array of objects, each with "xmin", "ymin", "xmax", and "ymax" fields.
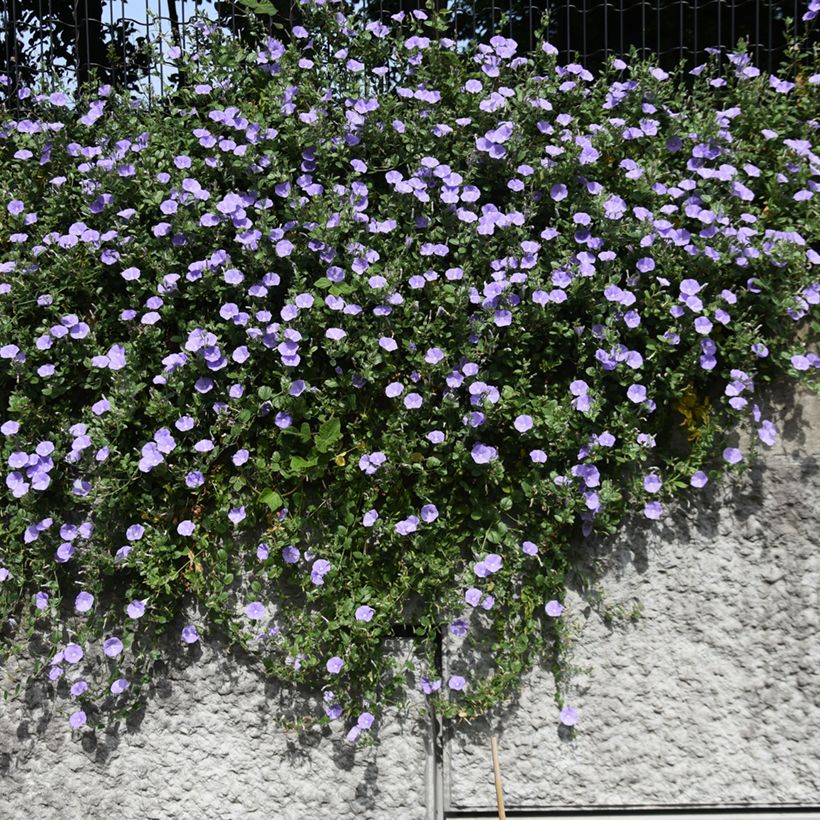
[{"xmin": 0, "ymin": 1, "xmax": 818, "ymax": 740}]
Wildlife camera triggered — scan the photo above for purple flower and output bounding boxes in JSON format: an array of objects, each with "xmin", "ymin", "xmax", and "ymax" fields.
[
  {"xmin": 395, "ymin": 515, "xmax": 420, "ymax": 535},
  {"xmin": 104, "ymin": 637, "xmax": 124, "ymax": 658},
  {"xmin": 404, "ymin": 392, "xmax": 423, "ymax": 409},
  {"xmin": 470, "ymin": 443, "xmax": 498, "ymax": 464},
  {"xmin": 448, "ymin": 675, "xmax": 467, "ymax": 691},
  {"xmin": 110, "ymin": 678, "xmax": 130, "ymax": 695},
  {"xmin": 326, "ymin": 656, "xmax": 344, "ymax": 674},
  {"xmin": 758, "ymin": 420, "xmax": 777, "ymax": 446},
  {"xmin": 450, "ymin": 619, "xmax": 468, "ymax": 637},
  {"xmin": 74, "ymin": 591, "xmax": 94, "ymax": 613},
  {"xmin": 427, "ymin": 430, "xmax": 445, "ymax": 444},
  {"xmin": 35, "ymin": 591, "xmax": 49, "ymax": 610},
  {"xmin": 514, "ymin": 415, "xmax": 533, "ymax": 432},
  {"xmin": 64, "ymin": 643, "xmax": 84, "ymax": 664},
  {"xmin": 530, "ymin": 449, "xmax": 547, "ymax": 463},
  {"xmin": 177, "ymin": 519, "xmax": 195, "ymax": 536},
  {"xmin": 420, "ymin": 676, "xmax": 442, "ymax": 694},
  {"xmin": 359, "ymin": 451, "xmax": 387, "ymax": 474},
  {"xmin": 355, "ymin": 605, "xmax": 375, "ymax": 622},
  {"xmin": 311, "ymin": 558, "xmax": 331, "ymax": 585},
  {"xmin": 627, "ymin": 384, "xmax": 647, "ymax": 403},
  {"xmin": 484, "ymin": 553, "xmax": 502, "ymax": 573},
  {"xmin": 465, "ymin": 587, "xmax": 482, "ymax": 606},
  {"xmin": 127, "ymin": 599, "xmax": 146, "ymax": 619},
  {"xmin": 228, "ymin": 506, "xmax": 246, "ymax": 525},
  {"xmin": 181, "ymin": 625, "xmax": 199, "ymax": 644},
  {"xmin": 644, "ymin": 501, "xmax": 663, "ymax": 520},
  {"xmin": 545, "ymin": 600, "xmax": 564, "ymax": 617},
  {"xmin": 385, "ymin": 381, "xmax": 404, "ymax": 398},
  {"xmin": 522, "ymin": 540, "xmax": 538, "ymax": 556},
  {"xmin": 420, "ymin": 504, "xmax": 439, "ymax": 523},
  {"xmin": 282, "ymin": 546, "xmax": 300, "ymax": 564},
  {"xmin": 559, "ymin": 706, "xmax": 578, "ymax": 726},
  {"xmin": 70, "ymin": 680, "xmax": 88, "ymax": 697},
  {"xmin": 690, "ymin": 470, "xmax": 709, "ymax": 488},
  {"xmin": 245, "ymin": 602, "xmax": 265, "ymax": 620},
  {"xmin": 69, "ymin": 710, "xmax": 87, "ymax": 729},
  {"xmin": 643, "ymin": 474, "xmax": 662, "ymax": 493},
  {"xmin": 126, "ymin": 524, "xmax": 145, "ymax": 541},
  {"xmin": 723, "ymin": 447, "xmax": 743, "ymax": 465},
  {"xmin": 357, "ymin": 712, "xmax": 375, "ymax": 730}
]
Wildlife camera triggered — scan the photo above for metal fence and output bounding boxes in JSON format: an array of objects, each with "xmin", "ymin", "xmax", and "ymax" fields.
[{"xmin": 0, "ymin": 0, "xmax": 814, "ymax": 101}]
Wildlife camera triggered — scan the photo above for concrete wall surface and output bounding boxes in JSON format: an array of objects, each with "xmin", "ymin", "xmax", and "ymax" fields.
[{"xmin": 2, "ymin": 385, "xmax": 819, "ymax": 819}]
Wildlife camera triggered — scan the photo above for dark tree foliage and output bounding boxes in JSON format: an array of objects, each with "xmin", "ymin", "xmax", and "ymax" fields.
[{"xmin": 0, "ymin": 0, "xmax": 811, "ymax": 101}]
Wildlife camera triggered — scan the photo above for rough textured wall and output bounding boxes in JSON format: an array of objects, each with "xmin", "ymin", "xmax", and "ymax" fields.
[
  {"xmin": 1, "ymin": 638, "xmax": 432, "ymax": 820},
  {"xmin": 444, "ymin": 385, "xmax": 820, "ymax": 812},
  {"xmin": 2, "ymin": 385, "xmax": 819, "ymax": 819}
]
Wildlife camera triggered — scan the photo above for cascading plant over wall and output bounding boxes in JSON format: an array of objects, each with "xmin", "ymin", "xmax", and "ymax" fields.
[{"xmin": 0, "ymin": 0, "xmax": 818, "ymax": 744}]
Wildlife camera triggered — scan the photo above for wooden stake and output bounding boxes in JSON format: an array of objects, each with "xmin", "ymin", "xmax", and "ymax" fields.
[{"xmin": 491, "ymin": 734, "xmax": 506, "ymax": 820}]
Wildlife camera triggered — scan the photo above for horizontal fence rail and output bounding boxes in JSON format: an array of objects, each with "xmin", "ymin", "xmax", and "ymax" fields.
[{"xmin": 0, "ymin": 0, "xmax": 814, "ymax": 103}]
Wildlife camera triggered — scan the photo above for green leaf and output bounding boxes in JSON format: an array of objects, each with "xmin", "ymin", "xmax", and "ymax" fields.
[
  {"xmin": 315, "ymin": 417, "xmax": 341, "ymax": 452},
  {"xmin": 258, "ymin": 489, "xmax": 283, "ymax": 510},
  {"xmin": 290, "ymin": 454, "xmax": 318, "ymax": 474},
  {"xmin": 237, "ymin": 0, "xmax": 278, "ymax": 15}
]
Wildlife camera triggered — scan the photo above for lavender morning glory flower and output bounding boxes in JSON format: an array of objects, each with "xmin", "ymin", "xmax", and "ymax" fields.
[
  {"xmin": 723, "ymin": 447, "xmax": 743, "ymax": 465},
  {"xmin": 559, "ymin": 706, "xmax": 578, "ymax": 726},
  {"xmin": 110, "ymin": 678, "xmax": 130, "ymax": 695},
  {"xmin": 282, "ymin": 546, "xmax": 300, "ymax": 564},
  {"xmin": 644, "ymin": 501, "xmax": 663, "ymax": 519},
  {"xmin": 70, "ymin": 680, "xmax": 88, "ymax": 697},
  {"xmin": 690, "ymin": 471, "xmax": 709, "ymax": 488},
  {"xmin": 627, "ymin": 384, "xmax": 647, "ymax": 403},
  {"xmin": 448, "ymin": 675, "xmax": 466, "ymax": 691},
  {"xmin": 127, "ymin": 600, "xmax": 146, "ymax": 619},
  {"xmin": 470, "ymin": 443, "xmax": 498, "ymax": 464},
  {"xmin": 104, "ymin": 637, "xmax": 124, "ymax": 658},
  {"xmin": 514, "ymin": 414, "xmax": 533, "ymax": 432},
  {"xmin": 181, "ymin": 625, "xmax": 199, "ymax": 644},
  {"xmin": 522, "ymin": 540, "xmax": 538, "ymax": 556},
  {"xmin": 69, "ymin": 711, "xmax": 87, "ymax": 729},
  {"xmin": 355, "ymin": 605, "xmax": 375, "ymax": 622},
  {"xmin": 545, "ymin": 600, "xmax": 565, "ymax": 616},
  {"xmin": 326, "ymin": 656, "xmax": 344, "ymax": 674},
  {"xmin": 245, "ymin": 602, "xmax": 265, "ymax": 620},
  {"xmin": 420, "ymin": 504, "xmax": 439, "ymax": 523},
  {"xmin": 74, "ymin": 591, "xmax": 94, "ymax": 613},
  {"xmin": 63, "ymin": 643, "xmax": 84, "ymax": 664}
]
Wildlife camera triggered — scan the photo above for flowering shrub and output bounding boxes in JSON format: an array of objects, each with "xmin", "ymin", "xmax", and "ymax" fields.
[{"xmin": 0, "ymin": 0, "xmax": 818, "ymax": 743}]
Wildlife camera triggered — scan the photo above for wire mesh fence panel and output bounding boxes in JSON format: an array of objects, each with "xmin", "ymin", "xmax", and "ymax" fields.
[{"xmin": 0, "ymin": 0, "xmax": 813, "ymax": 104}]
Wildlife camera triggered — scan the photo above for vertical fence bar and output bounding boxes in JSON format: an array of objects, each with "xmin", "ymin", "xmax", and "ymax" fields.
[
  {"xmin": 767, "ymin": 0, "xmax": 772, "ymax": 72},
  {"xmin": 580, "ymin": 0, "xmax": 585, "ymax": 63},
  {"xmin": 754, "ymin": 0, "xmax": 759, "ymax": 65},
  {"xmin": 641, "ymin": 0, "xmax": 646, "ymax": 58}
]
